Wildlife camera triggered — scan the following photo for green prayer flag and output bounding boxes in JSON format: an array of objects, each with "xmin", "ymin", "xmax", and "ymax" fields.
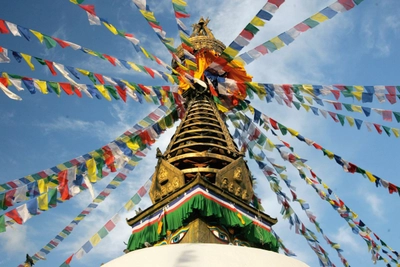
[
  {"xmin": 98, "ymin": 227, "xmax": 108, "ymax": 238},
  {"xmin": 96, "ymin": 158, "xmax": 105, "ymax": 178},
  {"xmin": 382, "ymin": 125, "xmax": 391, "ymax": 136},
  {"xmin": 244, "ymin": 23, "xmax": 259, "ymax": 34},
  {"xmin": 43, "ymin": 35, "xmax": 57, "ymax": 49},
  {"xmin": 88, "ymin": 72, "xmax": 97, "ymax": 84},
  {"xmin": 354, "ymin": 0, "xmax": 364, "ymax": 4},
  {"xmin": 342, "ymin": 103, "xmax": 353, "ymax": 112},
  {"xmin": 278, "ymin": 123, "xmax": 287, "ymax": 135},
  {"xmin": 393, "ymin": 112, "xmax": 400, "ymax": 123},
  {"xmin": 48, "ymin": 188, "xmax": 58, "ymax": 207},
  {"xmin": 105, "ymin": 85, "xmax": 120, "ymax": 100},
  {"xmin": 34, "ymin": 57, "xmax": 46, "ymax": 65},
  {"xmin": 131, "ymin": 193, "xmax": 141, "ymax": 204},
  {"xmin": 0, "ymin": 214, "xmax": 5, "ymax": 233},
  {"xmin": 48, "ymin": 82, "xmax": 61, "ymax": 95},
  {"xmin": 337, "ymin": 114, "xmax": 345, "ymax": 126},
  {"xmin": 293, "ymin": 101, "xmax": 301, "ymax": 110},
  {"xmin": 294, "ymin": 94, "xmax": 304, "ymax": 103},
  {"xmin": 303, "ymin": 18, "xmax": 319, "ymax": 28}
]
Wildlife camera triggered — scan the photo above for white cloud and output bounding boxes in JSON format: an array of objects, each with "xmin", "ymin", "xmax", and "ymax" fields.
[{"xmin": 364, "ymin": 192, "xmax": 384, "ymax": 219}]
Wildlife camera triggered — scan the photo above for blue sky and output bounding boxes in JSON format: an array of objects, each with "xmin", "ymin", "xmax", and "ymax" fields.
[{"xmin": 0, "ymin": 0, "xmax": 399, "ymax": 266}]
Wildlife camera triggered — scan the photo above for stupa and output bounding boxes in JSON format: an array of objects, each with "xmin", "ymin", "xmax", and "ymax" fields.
[{"xmin": 103, "ymin": 18, "xmax": 309, "ymax": 267}]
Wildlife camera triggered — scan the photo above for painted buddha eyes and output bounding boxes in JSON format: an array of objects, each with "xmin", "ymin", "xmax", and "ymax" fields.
[
  {"xmin": 233, "ymin": 238, "xmax": 250, "ymax": 247},
  {"xmin": 170, "ymin": 230, "xmax": 188, "ymax": 244},
  {"xmin": 208, "ymin": 226, "xmax": 230, "ymax": 243}
]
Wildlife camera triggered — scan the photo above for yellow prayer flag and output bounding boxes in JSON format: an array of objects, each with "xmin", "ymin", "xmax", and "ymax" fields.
[
  {"xmin": 346, "ymin": 116, "xmax": 355, "ymax": 127},
  {"xmin": 102, "ymin": 22, "xmax": 118, "ymax": 35},
  {"xmin": 354, "ymin": 85, "xmax": 364, "ymax": 92},
  {"xmin": 34, "ymin": 80, "xmax": 48, "ymax": 94},
  {"xmin": 76, "ymin": 68, "xmax": 90, "ymax": 76},
  {"xmin": 351, "ymin": 211, "xmax": 358, "ymax": 219},
  {"xmin": 124, "ymin": 200, "xmax": 135, "ymax": 211},
  {"xmin": 95, "ymin": 85, "xmax": 112, "ymax": 101},
  {"xmin": 301, "ymin": 103, "xmax": 310, "ymax": 112},
  {"xmin": 392, "ymin": 128, "xmax": 399, "ymax": 138},
  {"xmin": 21, "ymin": 53, "xmax": 35, "ymax": 70},
  {"xmin": 310, "ymin": 13, "xmax": 328, "ymax": 23},
  {"xmin": 172, "ymin": 0, "xmax": 187, "ymax": 5},
  {"xmin": 270, "ymin": 37, "xmax": 285, "ymax": 49},
  {"xmin": 325, "ymin": 149, "xmax": 334, "ymax": 159},
  {"xmin": 143, "ymin": 93, "xmax": 152, "ymax": 103},
  {"xmin": 250, "ymin": 16, "xmax": 265, "ymax": 27},
  {"xmin": 56, "ymin": 164, "xmax": 67, "ymax": 171},
  {"xmin": 158, "ymin": 118, "xmax": 167, "ymax": 130},
  {"xmin": 248, "ymin": 105, "xmax": 255, "ymax": 114},
  {"xmin": 69, "ymin": 0, "xmax": 79, "ymax": 3},
  {"xmin": 224, "ymin": 47, "xmax": 239, "ymax": 58},
  {"xmin": 30, "ymin": 30, "xmax": 44, "ymax": 43},
  {"xmin": 140, "ymin": 10, "xmax": 156, "ymax": 21},
  {"xmin": 304, "ymin": 96, "xmax": 313, "ymax": 105},
  {"xmin": 38, "ymin": 178, "xmax": 48, "ymax": 194},
  {"xmin": 280, "ymin": 174, "xmax": 287, "ymax": 180},
  {"xmin": 126, "ymin": 62, "xmax": 141, "ymax": 72},
  {"xmin": 140, "ymin": 47, "xmax": 151, "ymax": 59},
  {"xmin": 265, "ymin": 138, "xmax": 275, "ymax": 151},
  {"xmin": 322, "ymin": 183, "xmax": 329, "ymax": 189},
  {"xmin": 351, "ymin": 105, "xmax": 362, "ymax": 113},
  {"xmin": 126, "ymin": 141, "xmax": 140, "ymax": 151},
  {"xmin": 38, "ymin": 193, "xmax": 48, "ymax": 210},
  {"xmin": 365, "ymin": 171, "xmax": 376, "ymax": 183},
  {"xmin": 26, "ymin": 175, "xmax": 35, "ymax": 183},
  {"xmin": 216, "ymin": 103, "xmax": 228, "ymax": 113},
  {"xmin": 90, "ymin": 233, "xmax": 102, "ymax": 247},
  {"xmin": 287, "ymin": 128, "xmax": 299, "ymax": 136},
  {"xmin": 86, "ymin": 158, "xmax": 97, "ymax": 183},
  {"xmin": 165, "ymin": 73, "xmax": 175, "ymax": 84}
]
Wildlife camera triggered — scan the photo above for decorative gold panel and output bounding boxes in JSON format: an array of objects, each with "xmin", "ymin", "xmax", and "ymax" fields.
[
  {"xmin": 149, "ymin": 159, "xmax": 185, "ymax": 203},
  {"xmin": 216, "ymin": 158, "xmax": 254, "ymax": 203}
]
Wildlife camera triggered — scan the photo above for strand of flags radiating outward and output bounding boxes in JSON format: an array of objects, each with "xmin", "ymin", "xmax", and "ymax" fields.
[
  {"xmin": 0, "ymin": 104, "xmax": 181, "ymax": 235},
  {"xmin": 226, "ymin": 103, "xmax": 399, "ymax": 265}
]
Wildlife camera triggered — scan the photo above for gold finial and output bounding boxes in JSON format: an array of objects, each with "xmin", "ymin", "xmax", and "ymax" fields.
[{"xmin": 191, "ymin": 17, "xmax": 214, "ymax": 39}]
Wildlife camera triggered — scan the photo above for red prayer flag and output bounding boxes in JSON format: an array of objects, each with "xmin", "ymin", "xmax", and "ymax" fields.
[
  {"xmin": 78, "ymin": 4, "xmax": 96, "ymax": 15},
  {"xmin": 103, "ymin": 54, "xmax": 116, "ymax": 66},
  {"xmin": 58, "ymin": 170, "xmax": 70, "ymax": 200},
  {"xmin": 269, "ymin": 118, "xmax": 278, "ymax": 130},
  {"xmin": 373, "ymin": 124, "xmax": 383, "ymax": 134},
  {"xmin": 255, "ymin": 44, "xmax": 268, "ymax": 55},
  {"xmin": 388, "ymin": 183, "xmax": 398, "ymax": 194},
  {"xmin": 73, "ymin": 86, "xmax": 82, "ymax": 98},
  {"xmin": 59, "ymin": 83, "xmax": 74, "ymax": 95},
  {"xmin": 175, "ymin": 11, "xmax": 190, "ymax": 19},
  {"xmin": 44, "ymin": 60, "xmax": 57, "ymax": 76},
  {"xmin": 310, "ymin": 170, "xmax": 317, "ymax": 178},
  {"xmin": 143, "ymin": 66, "xmax": 155, "ymax": 78},
  {"xmin": 138, "ymin": 186, "xmax": 147, "ymax": 197},
  {"xmin": 333, "ymin": 102, "xmax": 342, "ymax": 110},
  {"xmin": 5, "ymin": 209, "xmax": 23, "ymax": 224},
  {"xmin": 52, "ymin": 37, "xmax": 70, "ymax": 48},
  {"xmin": 0, "ymin": 20, "xmax": 9, "ymax": 34},
  {"xmin": 94, "ymin": 73, "xmax": 105, "ymax": 84},
  {"xmin": 294, "ymin": 23, "xmax": 310, "ymax": 32},
  {"xmin": 331, "ymin": 90, "xmax": 340, "ymax": 100},
  {"xmin": 270, "ymin": 0, "xmax": 285, "ymax": 7},
  {"xmin": 105, "ymin": 220, "xmax": 115, "ymax": 231},
  {"xmin": 312, "ymin": 143, "xmax": 322, "ymax": 150},
  {"xmin": 115, "ymin": 86, "xmax": 127, "ymax": 102},
  {"xmin": 239, "ymin": 29, "xmax": 254, "ymax": 40},
  {"xmin": 338, "ymin": 0, "xmax": 355, "ymax": 10},
  {"xmin": 65, "ymin": 254, "xmax": 74, "ymax": 264},
  {"xmin": 328, "ymin": 111, "xmax": 339, "ymax": 122}
]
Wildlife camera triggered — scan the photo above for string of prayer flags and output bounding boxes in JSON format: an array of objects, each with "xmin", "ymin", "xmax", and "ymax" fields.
[
  {"xmin": 67, "ymin": 1, "xmax": 175, "ymax": 73},
  {"xmin": 230, "ymin": 114, "xmax": 350, "ymax": 266},
  {"xmin": 221, "ymin": 0, "xmax": 286, "ymax": 61},
  {"xmin": 242, "ymin": 104, "xmax": 400, "ymax": 197},
  {"xmin": 0, "ymin": 19, "xmax": 177, "ymax": 82},
  {"xmin": 171, "ymin": 0, "xmax": 197, "ymax": 71},
  {"xmin": 276, "ymin": 97, "xmax": 400, "ymax": 138},
  {"xmin": 236, "ymin": 0, "xmax": 366, "ymax": 66},
  {"xmin": 0, "ymin": 104, "xmax": 179, "ymax": 210},
  {"xmin": 58, "ymin": 178, "xmax": 152, "ymax": 265},
  {"xmin": 22, "ymin": 158, "xmax": 151, "ymax": 265},
  {"xmin": 133, "ymin": 0, "xmax": 179, "ymax": 61}
]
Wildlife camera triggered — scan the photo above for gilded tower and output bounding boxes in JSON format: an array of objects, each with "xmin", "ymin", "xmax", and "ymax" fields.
[{"xmin": 125, "ymin": 18, "xmax": 278, "ymax": 252}]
